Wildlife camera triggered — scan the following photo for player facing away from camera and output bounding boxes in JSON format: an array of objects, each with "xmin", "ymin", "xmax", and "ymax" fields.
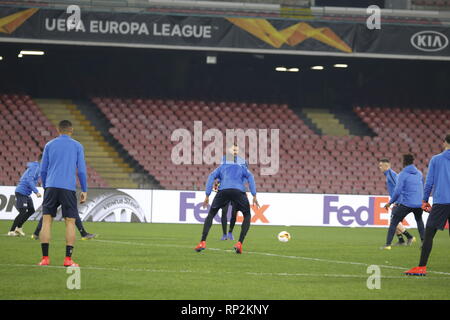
[
  {"xmin": 218, "ymin": 144, "xmax": 249, "ymax": 241},
  {"xmin": 378, "ymin": 159, "xmax": 415, "ymax": 246},
  {"xmin": 195, "ymin": 159, "xmax": 259, "ymax": 254},
  {"xmin": 382, "ymin": 154, "xmax": 425, "ymax": 250},
  {"xmin": 38, "ymin": 120, "xmax": 88, "ymax": 267},
  {"xmin": 405, "ymin": 134, "xmax": 450, "ymax": 276},
  {"xmin": 7, "ymin": 154, "xmax": 42, "ymax": 237}
]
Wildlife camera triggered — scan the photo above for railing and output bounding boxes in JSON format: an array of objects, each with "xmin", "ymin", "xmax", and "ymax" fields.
[{"xmin": 1, "ymin": 0, "xmax": 450, "ymax": 25}]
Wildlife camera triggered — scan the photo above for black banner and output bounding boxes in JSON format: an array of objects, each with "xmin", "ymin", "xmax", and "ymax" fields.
[{"xmin": 0, "ymin": 6, "xmax": 449, "ymax": 59}]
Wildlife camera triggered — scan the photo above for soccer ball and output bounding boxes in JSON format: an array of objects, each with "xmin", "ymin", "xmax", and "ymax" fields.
[{"xmin": 277, "ymin": 231, "xmax": 291, "ymax": 242}]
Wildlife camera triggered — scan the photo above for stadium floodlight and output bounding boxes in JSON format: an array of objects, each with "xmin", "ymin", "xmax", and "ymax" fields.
[
  {"xmin": 18, "ymin": 54, "xmax": 23, "ymax": 58},
  {"xmin": 0, "ymin": 56, "xmax": 3, "ymax": 61},
  {"xmin": 206, "ymin": 55, "xmax": 217, "ymax": 64},
  {"xmin": 334, "ymin": 64, "xmax": 348, "ymax": 68},
  {"xmin": 288, "ymin": 68, "xmax": 299, "ymax": 72},
  {"xmin": 19, "ymin": 50, "xmax": 45, "ymax": 56},
  {"xmin": 311, "ymin": 65, "xmax": 324, "ymax": 70},
  {"xmin": 275, "ymin": 67, "xmax": 287, "ymax": 72}
]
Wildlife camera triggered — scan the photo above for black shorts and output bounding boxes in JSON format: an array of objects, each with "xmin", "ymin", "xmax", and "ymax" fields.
[
  {"xmin": 42, "ymin": 187, "xmax": 78, "ymax": 219},
  {"xmin": 391, "ymin": 204, "xmax": 422, "ymax": 221},
  {"xmin": 426, "ymin": 204, "xmax": 450, "ymax": 230},
  {"xmin": 15, "ymin": 192, "xmax": 34, "ymax": 211},
  {"xmin": 212, "ymin": 189, "xmax": 250, "ymax": 215}
]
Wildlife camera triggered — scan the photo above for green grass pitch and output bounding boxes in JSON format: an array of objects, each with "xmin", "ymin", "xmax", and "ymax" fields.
[{"xmin": 1, "ymin": 220, "xmax": 449, "ymax": 300}]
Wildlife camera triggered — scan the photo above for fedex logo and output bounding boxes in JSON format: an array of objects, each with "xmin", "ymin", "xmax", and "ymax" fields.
[
  {"xmin": 323, "ymin": 195, "xmax": 408, "ymax": 227},
  {"xmin": 179, "ymin": 192, "xmax": 269, "ymax": 223}
]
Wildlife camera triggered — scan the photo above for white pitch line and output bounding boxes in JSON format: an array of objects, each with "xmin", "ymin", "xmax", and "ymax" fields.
[
  {"xmin": 1, "ymin": 263, "xmax": 447, "ymax": 280},
  {"xmin": 3, "ymin": 237, "xmax": 448, "ymax": 277},
  {"xmin": 94, "ymin": 239, "xmax": 190, "ymax": 249},
  {"xmin": 93, "ymin": 239, "xmax": 450, "ymax": 276}
]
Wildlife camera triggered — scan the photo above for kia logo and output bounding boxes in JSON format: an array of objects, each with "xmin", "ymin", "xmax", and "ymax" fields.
[{"xmin": 411, "ymin": 31, "xmax": 449, "ymax": 52}]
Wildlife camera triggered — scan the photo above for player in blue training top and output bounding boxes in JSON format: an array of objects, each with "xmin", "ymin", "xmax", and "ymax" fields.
[
  {"xmin": 7, "ymin": 154, "xmax": 42, "ymax": 237},
  {"xmin": 38, "ymin": 120, "xmax": 88, "ymax": 267},
  {"xmin": 405, "ymin": 134, "xmax": 450, "ymax": 276},
  {"xmin": 383, "ymin": 154, "xmax": 425, "ymax": 250},
  {"xmin": 7, "ymin": 153, "xmax": 95, "ymax": 240},
  {"xmin": 195, "ymin": 153, "xmax": 259, "ymax": 254},
  {"xmin": 378, "ymin": 158, "xmax": 415, "ymax": 246}
]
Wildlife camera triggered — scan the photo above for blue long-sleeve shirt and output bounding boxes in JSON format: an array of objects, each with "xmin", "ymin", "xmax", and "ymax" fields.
[
  {"xmin": 15, "ymin": 162, "xmax": 40, "ymax": 196},
  {"xmin": 206, "ymin": 163, "xmax": 256, "ymax": 196},
  {"xmin": 423, "ymin": 149, "xmax": 450, "ymax": 204},
  {"xmin": 384, "ymin": 168, "xmax": 398, "ymax": 198},
  {"xmin": 41, "ymin": 134, "xmax": 88, "ymax": 192},
  {"xmin": 389, "ymin": 164, "xmax": 423, "ymax": 208}
]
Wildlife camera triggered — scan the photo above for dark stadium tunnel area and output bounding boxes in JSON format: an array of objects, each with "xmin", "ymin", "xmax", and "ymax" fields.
[{"xmin": 0, "ymin": 43, "xmax": 449, "ymax": 109}]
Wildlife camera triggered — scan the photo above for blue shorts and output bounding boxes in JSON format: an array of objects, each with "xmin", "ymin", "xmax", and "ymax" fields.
[
  {"xmin": 42, "ymin": 187, "xmax": 78, "ymax": 219},
  {"xmin": 15, "ymin": 192, "xmax": 34, "ymax": 211}
]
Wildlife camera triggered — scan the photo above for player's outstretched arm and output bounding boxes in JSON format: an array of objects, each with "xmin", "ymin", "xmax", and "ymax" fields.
[
  {"xmin": 202, "ymin": 196, "xmax": 209, "ymax": 209},
  {"xmin": 385, "ymin": 172, "xmax": 405, "ymax": 209},
  {"xmin": 244, "ymin": 168, "xmax": 259, "ymax": 208},
  {"xmin": 386, "ymin": 170, "xmax": 397, "ymax": 197},
  {"xmin": 205, "ymin": 167, "xmax": 221, "ymax": 196},
  {"xmin": 252, "ymin": 196, "xmax": 260, "ymax": 209},
  {"xmin": 25, "ymin": 164, "xmax": 40, "ymax": 196},
  {"xmin": 80, "ymin": 192, "xmax": 87, "ymax": 204},
  {"xmin": 77, "ymin": 144, "xmax": 88, "ymax": 203},
  {"xmin": 203, "ymin": 167, "xmax": 221, "ymax": 209},
  {"xmin": 40, "ymin": 146, "xmax": 49, "ymax": 189},
  {"xmin": 423, "ymin": 157, "xmax": 435, "ymax": 202}
]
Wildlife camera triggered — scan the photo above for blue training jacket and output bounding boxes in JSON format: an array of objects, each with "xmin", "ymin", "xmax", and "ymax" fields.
[
  {"xmin": 15, "ymin": 161, "xmax": 40, "ymax": 196},
  {"xmin": 389, "ymin": 164, "xmax": 423, "ymax": 208},
  {"xmin": 41, "ymin": 134, "xmax": 88, "ymax": 192},
  {"xmin": 205, "ymin": 163, "xmax": 256, "ymax": 196},
  {"xmin": 424, "ymin": 149, "xmax": 450, "ymax": 204},
  {"xmin": 384, "ymin": 168, "xmax": 398, "ymax": 198}
]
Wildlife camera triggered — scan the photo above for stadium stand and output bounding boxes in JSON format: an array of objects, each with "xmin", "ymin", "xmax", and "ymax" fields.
[
  {"xmin": 302, "ymin": 108, "xmax": 350, "ymax": 137},
  {"xmin": 35, "ymin": 99, "xmax": 138, "ymax": 189},
  {"xmin": 412, "ymin": 0, "xmax": 450, "ymax": 10},
  {"xmin": 2, "ymin": 93, "xmax": 448, "ymax": 195},
  {"xmin": 93, "ymin": 96, "xmax": 448, "ymax": 195},
  {"xmin": 93, "ymin": 97, "xmax": 316, "ymax": 193},
  {"xmin": 354, "ymin": 105, "xmax": 450, "ymax": 174},
  {"xmin": 0, "ymin": 93, "xmax": 109, "ymax": 188}
]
